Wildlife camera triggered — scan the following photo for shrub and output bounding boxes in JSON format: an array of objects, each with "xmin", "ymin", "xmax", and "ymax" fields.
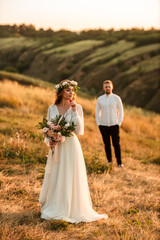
[
  {"xmin": 59, "ymin": 70, "xmax": 71, "ymax": 79},
  {"xmin": 135, "ymin": 34, "xmax": 160, "ymax": 47},
  {"xmin": 85, "ymin": 155, "xmax": 110, "ymax": 174},
  {"xmin": 116, "ymin": 59, "xmax": 124, "ymax": 68},
  {"xmin": 67, "ymin": 63, "xmax": 74, "ymax": 69},
  {"xmin": 149, "ymin": 49, "xmax": 160, "ymax": 57},
  {"xmin": 16, "ymin": 60, "xmax": 31, "ymax": 72},
  {"xmin": 82, "ymin": 65, "xmax": 91, "ymax": 72},
  {"xmin": 47, "ymin": 220, "xmax": 69, "ymax": 231},
  {"xmin": 104, "ymin": 37, "xmax": 118, "ymax": 46},
  {"xmin": 120, "ymin": 65, "xmax": 130, "ymax": 72},
  {"xmin": 4, "ymin": 66, "xmax": 18, "ymax": 73}
]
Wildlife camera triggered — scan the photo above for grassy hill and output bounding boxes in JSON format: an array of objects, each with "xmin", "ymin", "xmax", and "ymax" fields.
[
  {"xmin": 0, "ymin": 76, "xmax": 159, "ymax": 240},
  {"xmin": 0, "ymin": 35, "xmax": 160, "ymax": 114}
]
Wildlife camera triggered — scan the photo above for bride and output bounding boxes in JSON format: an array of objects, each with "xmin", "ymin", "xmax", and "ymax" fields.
[{"xmin": 39, "ymin": 79, "xmax": 108, "ymax": 223}]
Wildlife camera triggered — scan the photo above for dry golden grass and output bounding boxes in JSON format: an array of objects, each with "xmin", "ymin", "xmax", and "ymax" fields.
[{"xmin": 0, "ymin": 80, "xmax": 160, "ymax": 240}]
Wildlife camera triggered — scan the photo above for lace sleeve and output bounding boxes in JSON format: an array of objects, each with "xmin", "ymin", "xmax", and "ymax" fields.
[
  {"xmin": 44, "ymin": 106, "xmax": 51, "ymax": 146},
  {"xmin": 72, "ymin": 104, "xmax": 84, "ymax": 135}
]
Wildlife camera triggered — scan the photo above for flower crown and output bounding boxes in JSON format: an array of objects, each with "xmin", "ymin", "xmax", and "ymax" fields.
[{"xmin": 55, "ymin": 80, "xmax": 80, "ymax": 93}]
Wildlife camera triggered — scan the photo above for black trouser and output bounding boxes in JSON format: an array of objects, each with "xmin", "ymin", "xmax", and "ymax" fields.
[{"xmin": 99, "ymin": 125, "xmax": 122, "ymax": 165}]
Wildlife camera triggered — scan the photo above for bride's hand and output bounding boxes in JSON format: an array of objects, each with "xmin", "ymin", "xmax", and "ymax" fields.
[
  {"xmin": 70, "ymin": 100, "xmax": 77, "ymax": 111},
  {"xmin": 49, "ymin": 141, "xmax": 56, "ymax": 150}
]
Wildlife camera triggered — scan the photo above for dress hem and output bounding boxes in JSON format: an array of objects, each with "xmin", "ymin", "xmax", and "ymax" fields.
[{"xmin": 40, "ymin": 214, "xmax": 108, "ymax": 224}]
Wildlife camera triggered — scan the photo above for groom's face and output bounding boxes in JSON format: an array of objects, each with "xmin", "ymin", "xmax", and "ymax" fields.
[{"xmin": 103, "ymin": 83, "xmax": 113, "ymax": 95}]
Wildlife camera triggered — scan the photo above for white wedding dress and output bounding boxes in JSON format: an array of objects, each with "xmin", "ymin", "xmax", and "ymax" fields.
[{"xmin": 39, "ymin": 104, "xmax": 108, "ymax": 223}]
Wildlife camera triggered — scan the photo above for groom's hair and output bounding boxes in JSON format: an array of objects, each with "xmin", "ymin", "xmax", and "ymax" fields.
[{"xmin": 103, "ymin": 80, "xmax": 113, "ymax": 88}]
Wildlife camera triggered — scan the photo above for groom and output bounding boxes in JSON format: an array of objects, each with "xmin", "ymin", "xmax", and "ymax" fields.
[{"xmin": 95, "ymin": 80, "xmax": 124, "ymax": 167}]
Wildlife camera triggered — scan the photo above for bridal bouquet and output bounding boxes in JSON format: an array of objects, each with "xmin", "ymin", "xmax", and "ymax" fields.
[{"xmin": 38, "ymin": 115, "xmax": 76, "ymax": 151}]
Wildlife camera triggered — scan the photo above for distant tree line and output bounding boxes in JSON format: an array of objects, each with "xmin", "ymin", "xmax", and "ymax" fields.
[{"xmin": 0, "ymin": 24, "xmax": 159, "ymax": 47}]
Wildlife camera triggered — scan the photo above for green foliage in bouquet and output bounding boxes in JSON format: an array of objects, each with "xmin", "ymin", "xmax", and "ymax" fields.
[
  {"xmin": 38, "ymin": 115, "xmax": 76, "ymax": 137},
  {"xmin": 53, "ymin": 115, "xmax": 76, "ymax": 137},
  {"xmin": 38, "ymin": 116, "xmax": 48, "ymax": 129}
]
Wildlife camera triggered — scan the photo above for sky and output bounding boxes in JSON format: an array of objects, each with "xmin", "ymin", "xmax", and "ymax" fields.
[{"xmin": 0, "ymin": 0, "xmax": 159, "ymax": 31}]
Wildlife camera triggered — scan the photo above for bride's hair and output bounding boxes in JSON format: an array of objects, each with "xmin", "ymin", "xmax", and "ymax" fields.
[{"xmin": 54, "ymin": 79, "xmax": 75, "ymax": 105}]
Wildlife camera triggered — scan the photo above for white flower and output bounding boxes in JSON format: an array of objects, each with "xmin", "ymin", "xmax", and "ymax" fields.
[
  {"xmin": 65, "ymin": 123, "xmax": 70, "ymax": 127},
  {"xmin": 47, "ymin": 121, "xmax": 52, "ymax": 126},
  {"xmin": 70, "ymin": 80, "xmax": 78, "ymax": 85},
  {"xmin": 61, "ymin": 136, "xmax": 65, "ymax": 142},
  {"xmin": 62, "ymin": 81, "xmax": 68, "ymax": 86},
  {"xmin": 43, "ymin": 127, "xmax": 49, "ymax": 133},
  {"xmin": 55, "ymin": 84, "xmax": 60, "ymax": 89},
  {"xmin": 57, "ymin": 132, "xmax": 62, "ymax": 136}
]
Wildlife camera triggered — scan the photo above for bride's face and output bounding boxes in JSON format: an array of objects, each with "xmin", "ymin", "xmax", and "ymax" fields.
[{"xmin": 62, "ymin": 86, "xmax": 74, "ymax": 101}]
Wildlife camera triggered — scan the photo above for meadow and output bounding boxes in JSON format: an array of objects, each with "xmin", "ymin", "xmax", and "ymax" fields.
[{"xmin": 0, "ymin": 78, "xmax": 159, "ymax": 240}]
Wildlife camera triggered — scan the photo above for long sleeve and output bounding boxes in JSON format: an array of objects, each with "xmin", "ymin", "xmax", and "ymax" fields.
[
  {"xmin": 47, "ymin": 106, "xmax": 51, "ymax": 121},
  {"xmin": 44, "ymin": 107, "xmax": 51, "ymax": 146},
  {"xmin": 95, "ymin": 99, "xmax": 101, "ymax": 126},
  {"xmin": 117, "ymin": 97, "xmax": 124, "ymax": 126},
  {"xmin": 72, "ymin": 104, "xmax": 84, "ymax": 135}
]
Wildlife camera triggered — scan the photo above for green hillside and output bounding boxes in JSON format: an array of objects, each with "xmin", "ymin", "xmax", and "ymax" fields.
[{"xmin": 0, "ymin": 31, "xmax": 160, "ymax": 113}]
